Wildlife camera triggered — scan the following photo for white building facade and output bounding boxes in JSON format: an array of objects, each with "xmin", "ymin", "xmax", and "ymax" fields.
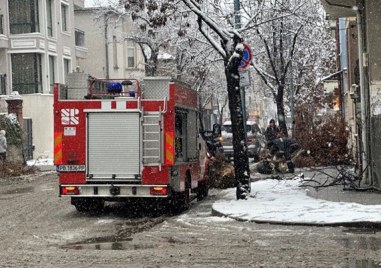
[{"xmin": 0, "ymin": 0, "xmax": 87, "ymax": 159}]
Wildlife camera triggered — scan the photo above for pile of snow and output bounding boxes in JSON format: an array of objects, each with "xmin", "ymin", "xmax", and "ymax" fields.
[
  {"xmin": 27, "ymin": 158, "xmax": 54, "ymax": 166},
  {"xmin": 212, "ymin": 178, "xmax": 381, "ymax": 225}
]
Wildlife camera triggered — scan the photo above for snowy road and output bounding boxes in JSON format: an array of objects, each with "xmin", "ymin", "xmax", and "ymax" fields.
[{"xmin": 0, "ymin": 173, "xmax": 380, "ymax": 267}]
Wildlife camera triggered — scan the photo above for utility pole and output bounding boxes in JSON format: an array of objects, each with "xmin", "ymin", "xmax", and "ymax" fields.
[
  {"xmin": 355, "ymin": 5, "xmax": 370, "ymax": 184},
  {"xmin": 234, "ymin": 0, "xmax": 241, "ymax": 28}
]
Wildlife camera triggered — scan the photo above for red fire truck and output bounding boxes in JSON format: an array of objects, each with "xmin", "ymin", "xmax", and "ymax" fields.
[{"xmin": 54, "ymin": 76, "xmax": 209, "ymax": 212}]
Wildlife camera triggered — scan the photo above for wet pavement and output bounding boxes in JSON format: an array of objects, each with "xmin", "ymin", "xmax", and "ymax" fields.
[{"xmin": 2, "ymin": 170, "xmax": 381, "ymax": 267}]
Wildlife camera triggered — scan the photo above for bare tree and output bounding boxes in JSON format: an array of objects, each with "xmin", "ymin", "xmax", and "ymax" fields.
[
  {"xmin": 122, "ymin": 0, "xmax": 255, "ymax": 198},
  {"xmin": 249, "ymin": 0, "xmax": 335, "ymax": 136},
  {"xmin": 178, "ymin": 0, "xmax": 267, "ymax": 199},
  {"xmin": 120, "ymin": 0, "xmax": 180, "ymax": 76}
]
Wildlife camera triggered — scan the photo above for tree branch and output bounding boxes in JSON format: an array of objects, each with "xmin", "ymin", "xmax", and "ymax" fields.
[{"xmin": 197, "ymin": 17, "xmax": 227, "ymax": 58}]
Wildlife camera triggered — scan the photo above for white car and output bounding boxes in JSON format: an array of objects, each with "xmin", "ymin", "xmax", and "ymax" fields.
[{"xmin": 221, "ymin": 120, "xmax": 265, "ymax": 162}]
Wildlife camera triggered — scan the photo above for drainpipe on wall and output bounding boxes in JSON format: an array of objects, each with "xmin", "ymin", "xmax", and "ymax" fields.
[{"xmin": 354, "ymin": 5, "xmax": 370, "ymax": 184}]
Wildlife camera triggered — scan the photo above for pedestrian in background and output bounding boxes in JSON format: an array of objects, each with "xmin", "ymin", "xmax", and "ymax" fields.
[
  {"xmin": 0, "ymin": 130, "xmax": 7, "ymax": 161},
  {"xmin": 265, "ymin": 119, "xmax": 280, "ymax": 143}
]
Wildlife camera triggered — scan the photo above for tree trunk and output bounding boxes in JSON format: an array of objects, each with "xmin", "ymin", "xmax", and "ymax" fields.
[
  {"xmin": 276, "ymin": 85, "xmax": 288, "ymax": 137},
  {"xmin": 225, "ymin": 57, "xmax": 251, "ymax": 199},
  {"xmin": 145, "ymin": 48, "xmax": 159, "ymax": 77}
]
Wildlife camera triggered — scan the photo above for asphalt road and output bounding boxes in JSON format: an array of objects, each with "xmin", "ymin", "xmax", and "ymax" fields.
[{"xmin": 0, "ymin": 172, "xmax": 380, "ymax": 267}]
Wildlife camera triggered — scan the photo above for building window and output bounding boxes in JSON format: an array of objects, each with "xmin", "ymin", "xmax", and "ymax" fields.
[
  {"xmin": 49, "ymin": 56, "xmax": 55, "ymax": 93},
  {"xmin": 11, "ymin": 54, "xmax": 42, "ymax": 94},
  {"xmin": 9, "ymin": 0, "xmax": 40, "ymax": 34},
  {"xmin": 0, "ymin": 74, "xmax": 6, "ymax": 95},
  {"xmin": 126, "ymin": 40, "xmax": 136, "ymax": 68},
  {"xmin": 113, "ymin": 36, "xmax": 118, "ymax": 69},
  {"xmin": 63, "ymin": 58, "xmax": 71, "ymax": 82},
  {"xmin": 75, "ymin": 29, "xmax": 85, "ymax": 47},
  {"xmin": 175, "ymin": 108, "xmax": 188, "ymax": 161},
  {"xmin": 61, "ymin": 3, "xmax": 69, "ymax": 32},
  {"xmin": 0, "ymin": 15, "xmax": 4, "ymax": 35},
  {"xmin": 47, "ymin": 0, "xmax": 54, "ymax": 37}
]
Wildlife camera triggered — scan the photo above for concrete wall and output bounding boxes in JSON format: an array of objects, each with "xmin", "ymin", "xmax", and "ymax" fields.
[
  {"xmin": 75, "ymin": 9, "xmax": 107, "ymax": 78},
  {"xmin": 22, "ymin": 94, "xmax": 54, "ymax": 159},
  {"xmin": 7, "ymin": 144, "xmax": 23, "ymax": 163},
  {"xmin": 366, "ymin": 0, "xmax": 381, "ymax": 85},
  {"xmin": 366, "ymin": 0, "xmax": 381, "ymax": 186},
  {"xmin": 365, "ymin": 0, "xmax": 381, "ymax": 115}
]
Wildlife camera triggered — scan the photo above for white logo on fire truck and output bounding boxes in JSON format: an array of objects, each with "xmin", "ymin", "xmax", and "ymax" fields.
[{"xmin": 61, "ymin": 109, "xmax": 79, "ymax": 125}]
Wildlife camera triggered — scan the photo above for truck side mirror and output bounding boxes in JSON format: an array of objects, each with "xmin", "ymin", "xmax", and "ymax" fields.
[{"xmin": 212, "ymin": 123, "xmax": 221, "ymax": 137}]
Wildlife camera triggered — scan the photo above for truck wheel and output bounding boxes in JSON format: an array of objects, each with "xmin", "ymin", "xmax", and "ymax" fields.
[
  {"xmin": 181, "ymin": 174, "xmax": 191, "ymax": 210},
  {"xmin": 71, "ymin": 197, "xmax": 104, "ymax": 213},
  {"xmin": 170, "ymin": 175, "xmax": 191, "ymax": 213},
  {"xmin": 197, "ymin": 180, "xmax": 209, "ymax": 201}
]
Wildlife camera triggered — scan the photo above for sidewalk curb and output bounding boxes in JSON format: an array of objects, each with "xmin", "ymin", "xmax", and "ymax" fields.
[
  {"xmin": 1, "ymin": 170, "xmax": 56, "ymax": 183},
  {"xmin": 211, "ymin": 207, "xmax": 381, "ymax": 228}
]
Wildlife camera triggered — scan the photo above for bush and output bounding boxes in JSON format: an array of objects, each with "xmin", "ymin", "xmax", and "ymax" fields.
[
  {"xmin": 294, "ymin": 108, "xmax": 352, "ymax": 167},
  {"xmin": 0, "ymin": 161, "xmax": 37, "ymax": 178},
  {"xmin": 0, "ymin": 114, "xmax": 35, "ymax": 177},
  {"xmin": 207, "ymin": 153, "xmax": 235, "ymax": 189},
  {"xmin": 0, "ymin": 114, "xmax": 22, "ymax": 146}
]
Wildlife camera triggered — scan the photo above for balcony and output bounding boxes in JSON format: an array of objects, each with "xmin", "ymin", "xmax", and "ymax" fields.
[
  {"xmin": 75, "ymin": 46, "xmax": 88, "ymax": 59},
  {"xmin": 74, "ymin": 0, "xmax": 85, "ymax": 9},
  {"xmin": 10, "ymin": 33, "xmax": 46, "ymax": 52},
  {"xmin": 320, "ymin": 0, "xmax": 356, "ymax": 18}
]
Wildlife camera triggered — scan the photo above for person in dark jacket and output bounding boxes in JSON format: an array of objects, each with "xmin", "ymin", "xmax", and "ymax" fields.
[
  {"xmin": 268, "ymin": 137, "xmax": 298, "ymax": 173},
  {"xmin": 265, "ymin": 119, "xmax": 280, "ymax": 143}
]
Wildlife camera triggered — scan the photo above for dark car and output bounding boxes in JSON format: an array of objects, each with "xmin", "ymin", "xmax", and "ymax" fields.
[{"xmin": 221, "ymin": 120, "xmax": 265, "ymax": 162}]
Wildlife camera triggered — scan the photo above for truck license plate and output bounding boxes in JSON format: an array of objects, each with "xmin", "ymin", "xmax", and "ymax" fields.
[{"xmin": 57, "ymin": 165, "xmax": 86, "ymax": 172}]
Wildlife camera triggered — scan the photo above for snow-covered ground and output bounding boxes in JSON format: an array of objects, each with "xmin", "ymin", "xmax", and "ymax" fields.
[
  {"xmin": 26, "ymin": 158, "xmax": 54, "ymax": 166},
  {"xmin": 212, "ymin": 178, "xmax": 381, "ymax": 225},
  {"xmin": 26, "ymin": 159, "xmax": 381, "ymax": 225}
]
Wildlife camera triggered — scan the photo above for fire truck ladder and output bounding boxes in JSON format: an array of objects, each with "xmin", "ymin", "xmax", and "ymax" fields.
[{"xmin": 142, "ymin": 112, "xmax": 163, "ymax": 166}]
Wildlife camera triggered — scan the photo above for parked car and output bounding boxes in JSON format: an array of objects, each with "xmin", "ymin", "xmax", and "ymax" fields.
[{"xmin": 221, "ymin": 120, "xmax": 265, "ymax": 162}]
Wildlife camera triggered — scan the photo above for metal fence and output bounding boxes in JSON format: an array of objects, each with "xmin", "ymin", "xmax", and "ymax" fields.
[{"xmin": 23, "ymin": 118, "xmax": 33, "ymax": 161}]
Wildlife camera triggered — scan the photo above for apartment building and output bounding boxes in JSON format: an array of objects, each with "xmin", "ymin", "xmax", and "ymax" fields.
[
  {"xmin": 0, "ymin": 0, "xmax": 87, "ymax": 159},
  {"xmin": 74, "ymin": 7, "xmax": 145, "ymax": 79},
  {"xmin": 321, "ymin": 0, "xmax": 381, "ymax": 186},
  {"xmin": 0, "ymin": 0, "xmax": 87, "ymax": 94}
]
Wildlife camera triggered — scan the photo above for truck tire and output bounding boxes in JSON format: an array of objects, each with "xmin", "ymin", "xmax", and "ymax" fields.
[
  {"xmin": 170, "ymin": 174, "xmax": 191, "ymax": 213},
  {"xmin": 197, "ymin": 180, "xmax": 209, "ymax": 201},
  {"xmin": 71, "ymin": 197, "xmax": 104, "ymax": 213}
]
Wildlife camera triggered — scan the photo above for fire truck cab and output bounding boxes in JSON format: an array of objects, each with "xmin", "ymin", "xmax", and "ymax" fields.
[{"xmin": 54, "ymin": 76, "xmax": 209, "ymax": 212}]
